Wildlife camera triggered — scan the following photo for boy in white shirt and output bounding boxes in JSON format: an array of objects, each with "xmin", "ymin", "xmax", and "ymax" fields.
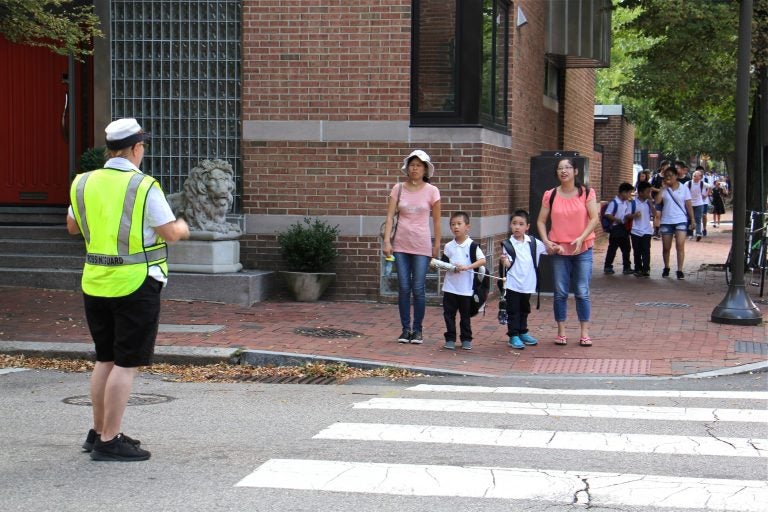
[
  {"xmin": 629, "ymin": 181, "xmax": 657, "ymax": 277},
  {"xmin": 441, "ymin": 212, "xmax": 486, "ymax": 351},
  {"xmin": 603, "ymin": 182, "xmax": 635, "ymax": 275},
  {"xmin": 500, "ymin": 210, "xmax": 547, "ymax": 350}
]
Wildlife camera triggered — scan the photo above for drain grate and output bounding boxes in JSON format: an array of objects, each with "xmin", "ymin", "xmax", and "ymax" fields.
[
  {"xmin": 734, "ymin": 341, "xmax": 768, "ymax": 355},
  {"xmin": 635, "ymin": 302, "xmax": 690, "ymax": 308},
  {"xmin": 237, "ymin": 375, "xmax": 337, "ymax": 385},
  {"xmin": 294, "ymin": 327, "xmax": 363, "ymax": 338},
  {"xmin": 62, "ymin": 393, "xmax": 174, "ymax": 406}
]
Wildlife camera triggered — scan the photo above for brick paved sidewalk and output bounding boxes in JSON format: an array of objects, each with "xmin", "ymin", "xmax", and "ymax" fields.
[{"xmin": 1, "ymin": 213, "xmax": 766, "ymax": 377}]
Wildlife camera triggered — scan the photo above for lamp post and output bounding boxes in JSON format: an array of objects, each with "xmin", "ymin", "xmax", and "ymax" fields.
[{"xmin": 711, "ymin": 0, "xmax": 762, "ymax": 324}]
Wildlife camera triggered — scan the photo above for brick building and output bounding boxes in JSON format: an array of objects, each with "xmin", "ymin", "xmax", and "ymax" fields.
[
  {"xmin": 1, "ymin": 0, "xmax": 614, "ymax": 302},
  {"xmin": 239, "ymin": 0, "xmax": 612, "ymax": 301},
  {"xmin": 594, "ymin": 105, "xmax": 636, "ymax": 199}
]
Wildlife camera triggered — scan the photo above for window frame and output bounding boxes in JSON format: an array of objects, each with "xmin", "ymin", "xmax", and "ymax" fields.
[{"xmin": 410, "ymin": 0, "xmax": 509, "ymax": 132}]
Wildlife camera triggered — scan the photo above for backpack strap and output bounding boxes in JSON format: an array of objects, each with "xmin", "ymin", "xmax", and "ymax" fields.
[
  {"xmin": 529, "ymin": 236, "xmax": 541, "ymax": 310},
  {"xmin": 501, "ymin": 238, "xmax": 540, "ymax": 310}
]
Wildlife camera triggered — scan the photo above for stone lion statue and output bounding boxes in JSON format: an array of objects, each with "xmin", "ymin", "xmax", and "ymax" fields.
[{"xmin": 167, "ymin": 159, "xmax": 242, "ymax": 240}]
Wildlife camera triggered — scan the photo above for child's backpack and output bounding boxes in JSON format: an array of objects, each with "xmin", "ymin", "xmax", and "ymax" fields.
[
  {"xmin": 600, "ymin": 199, "xmax": 618, "ymax": 231},
  {"xmin": 600, "ymin": 199, "xmax": 636, "ymax": 232},
  {"xmin": 469, "ymin": 242, "xmax": 490, "ymax": 317},
  {"xmin": 499, "ymin": 237, "xmax": 541, "ymax": 310}
]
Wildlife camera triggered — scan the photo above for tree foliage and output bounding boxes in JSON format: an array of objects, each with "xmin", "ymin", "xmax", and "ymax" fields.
[
  {"xmin": 597, "ymin": 0, "xmax": 768, "ymax": 161},
  {"xmin": 0, "ymin": 0, "xmax": 101, "ymax": 60}
]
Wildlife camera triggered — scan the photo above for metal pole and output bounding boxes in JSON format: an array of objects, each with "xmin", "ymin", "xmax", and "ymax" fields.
[{"xmin": 711, "ymin": 0, "xmax": 762, "ymax": 324}]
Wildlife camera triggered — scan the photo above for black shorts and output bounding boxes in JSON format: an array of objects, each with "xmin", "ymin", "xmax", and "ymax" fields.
[{"xmin": 83, "ymin": 277, "xmax": 163, "ymax": 367}]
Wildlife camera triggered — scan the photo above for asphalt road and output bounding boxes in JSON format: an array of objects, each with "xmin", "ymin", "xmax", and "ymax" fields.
[{"xmin": 1, "ymin": 369, "xmax": 766, "ymax": 512}]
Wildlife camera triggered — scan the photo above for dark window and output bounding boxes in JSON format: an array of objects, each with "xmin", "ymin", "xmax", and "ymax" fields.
[
  {"xmin": 544, "ymin": 58, "xmax": 560, "ymax": 101},
  {"xmin": 411, "ymin": 0, "xmax": 509, "ymax": 130}
]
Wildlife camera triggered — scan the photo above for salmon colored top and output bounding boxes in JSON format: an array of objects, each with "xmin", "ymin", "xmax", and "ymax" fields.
[
  {"xmin": 542, "ymin": 187, "xmax": 596, "ymax": 254},
  {"xmin": 391, "ymin": 182, "xmax": 440, "ymax": 257}
]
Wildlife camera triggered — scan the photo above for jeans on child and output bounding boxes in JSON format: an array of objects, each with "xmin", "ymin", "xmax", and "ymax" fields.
[{"xmin": 551, "ymin": 248, "xmax": 592, "ymax": 323}]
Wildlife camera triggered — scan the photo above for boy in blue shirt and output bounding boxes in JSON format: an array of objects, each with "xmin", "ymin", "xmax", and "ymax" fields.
[
  {"xmin": 500, "ymin": 209, "xmax": 547, "ymax": 350},
  {"xmin": 441, "ymin": 212, "xmax": 486, "ymax": 351}
]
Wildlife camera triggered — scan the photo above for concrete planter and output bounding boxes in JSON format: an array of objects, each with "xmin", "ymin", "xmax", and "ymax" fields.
[{"xmin": 280, "ymin": 271, "xmax": 335, "ymax": 302}]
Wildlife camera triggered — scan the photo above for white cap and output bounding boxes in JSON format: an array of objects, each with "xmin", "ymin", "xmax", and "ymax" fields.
[
  {"xmin": 105, "ymin": 118, "xmax": 151, "ymax": 150},
  {"xmin": 401, "ymin": 149, "xmax": 435, "ymax": 178}
]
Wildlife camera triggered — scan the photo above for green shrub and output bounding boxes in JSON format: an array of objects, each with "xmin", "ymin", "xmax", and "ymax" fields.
[
  {"xmin": 79, "ymin": 146, "xmax": 107, "ymax": 172},
  {"xmin": 278, "ymin": 217, "xmax": 340, "ymax": 272}
]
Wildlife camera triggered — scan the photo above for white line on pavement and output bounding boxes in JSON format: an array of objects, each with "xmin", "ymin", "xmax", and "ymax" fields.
[
  {"xmin": 353, "ymin": 398, "xmax": 768, "ymax": 423},
  {"xmin": 314, "ymin": 422, "xmax": 767, "ymax": 458},
  {"xmin": 407, "ymin": 384, "xmax": 768, "ymax": 400},
  {"xmin": 235, "ymin": 459, "xmax": 768, "ymax": 511}
]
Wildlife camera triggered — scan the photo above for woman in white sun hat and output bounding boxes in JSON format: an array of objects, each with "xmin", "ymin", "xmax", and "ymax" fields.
[{"xmin": 382, "ymin": 149, "xmax": 441, "ymax": 345}]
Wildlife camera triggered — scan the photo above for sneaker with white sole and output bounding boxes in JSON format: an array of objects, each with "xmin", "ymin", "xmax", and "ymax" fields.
[
  {"xmin": 443, "ymin": 340, "xmax": 455, "ymax": 350},
  {"xmin": 519, "ymin": 333, "xmax": 538, "ymax": 346},
  {"xmin": 397, "ymin": 330, "xmax": 411, "ymax": 343},
  {"xmin": 508, "ymin": 336, "xmax": 525, "ymax": 349},
  {"xmin": 410, "ymin": 331, "xmax": 423, "ymax": 344}
]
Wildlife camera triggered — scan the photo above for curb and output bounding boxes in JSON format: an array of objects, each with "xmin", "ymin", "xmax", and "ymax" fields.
[{"xmin": 1, "ymin": 341, "xmax": 765, "ymax": 379}]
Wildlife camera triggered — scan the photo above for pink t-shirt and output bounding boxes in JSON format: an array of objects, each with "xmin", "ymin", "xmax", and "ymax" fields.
[
  {"xmin": 542, "ymin": 187, "xmax": 596, "ymax": 253},
  {"xmin": 391, "ymin": 182, "xmax": 440, "ymax": 257}
]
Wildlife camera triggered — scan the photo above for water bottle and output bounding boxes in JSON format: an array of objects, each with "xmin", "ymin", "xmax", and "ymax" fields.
[{"xmin": 384, "ymin": 255, "xmax": 395, "ymax": 276}]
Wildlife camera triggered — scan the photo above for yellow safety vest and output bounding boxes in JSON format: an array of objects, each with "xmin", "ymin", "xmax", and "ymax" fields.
[{"xmin": 70, "ymin": 168, "xmax": 168, "ymax": 297}]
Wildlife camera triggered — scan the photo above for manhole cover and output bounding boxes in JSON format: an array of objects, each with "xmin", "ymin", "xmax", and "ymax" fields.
[
  {"xmin": 635, "ymin": 302, "xmax": 690, "ymax": 308},
  {"xmin": 294, "ymin": 327, "xmax": 363, "ymax": 338},
  {"xmin": 236, "ymin": 375, "xmax": 337, "ymax": 385},
  {"xmin": 62, "ymin": 393, "xmax": 174, "ymax": 407}
]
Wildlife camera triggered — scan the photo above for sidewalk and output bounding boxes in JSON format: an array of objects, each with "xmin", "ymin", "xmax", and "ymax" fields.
[{"xmin": 1, "ymin": 213, "xmax": 766, "ymax": 378}]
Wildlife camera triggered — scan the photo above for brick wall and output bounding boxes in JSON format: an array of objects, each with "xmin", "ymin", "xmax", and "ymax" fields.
[
  {"xmin": 242, "ymin": 1, "xmax": 411, "ymax": 121},
  {"xmin": 240, "ymin": 0, "xmax": 603, "ymax": 300},
  {"xmin": 595, "ymin": 114, "xmax": 635, "ymax": 201}
]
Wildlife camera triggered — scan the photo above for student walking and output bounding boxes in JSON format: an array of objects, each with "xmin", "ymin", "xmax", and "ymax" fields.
[
  {"xmin": 500, "ymin": 210, "xmax": 547, "ymax": 350},
  {"xmin": 603, "ymin": 182, "xmax": 635, "ymax": 275},
  {"xmin": 630, "ymin": 181, "xmax": 656, "ymax": 277},
  {"xmin": 657, "ymin": 165, "xmax": 695, "ymax": 279},
  {"xmin": 440, "ymin": 212, "xmax": 486, "ymax": 351}
]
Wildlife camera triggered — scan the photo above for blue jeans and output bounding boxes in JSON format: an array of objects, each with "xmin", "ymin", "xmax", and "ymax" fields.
[
  {"xmin": 692, "ymin": 204, "xmax": 706, "ymax": 236},
  {"xmin": 394, "ymin": 252, "xmax": 430, "ymax": 333},
  {"xmin": 550, "ymin": 248, "xmax": 592, "ymax": 323}
]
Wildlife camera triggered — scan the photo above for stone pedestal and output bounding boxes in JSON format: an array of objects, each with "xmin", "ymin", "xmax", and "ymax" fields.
[{"xmin": 167, "ymin": 240, "xmax": 242, "ymax": 274}]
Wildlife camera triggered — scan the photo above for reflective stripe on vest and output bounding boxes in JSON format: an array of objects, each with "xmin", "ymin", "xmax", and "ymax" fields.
[{"xmin": 70, "ymin": 168, "xmax": 168, "ymax": 297}]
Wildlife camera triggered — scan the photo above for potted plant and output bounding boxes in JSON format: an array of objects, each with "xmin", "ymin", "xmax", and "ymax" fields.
[{"xmin": 277, "ymin": 217, "xmax": 340, "ymax": 301}]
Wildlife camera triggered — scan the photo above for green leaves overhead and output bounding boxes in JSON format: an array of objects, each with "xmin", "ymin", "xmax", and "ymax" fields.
[
  {"xmin": 0, "ymin": 0, "xmax": 102, "ymax": 60},
  {"xmin": 598, "ymin": 0, "xmax": 768, "ymax": 159}
]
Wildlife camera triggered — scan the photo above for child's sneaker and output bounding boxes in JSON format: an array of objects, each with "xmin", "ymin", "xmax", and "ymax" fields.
[
  {"xmin": 397, "ymin": 330, "xmax": 411, "ymax": 343},
  {"xmin": 460, "ymin": 340, "xmax": 471, "ymax": 350},
  {"xmin": 443, "ymin": 340, "xmax": 455, "ymax": 350},
  {"xmin": 519, "ymin": 333, "xmax": 538, "ymax": 345},
  {"xmin": 508, "ymin": 336, "xmax": 525, "ymax": 349},
  {"xmin": 604, "ymin": 266, "xmax": 615, "ymax": 274},
  {"xmin": 410, "ymin": 331, "xmax": 424, "ymax": 344}
]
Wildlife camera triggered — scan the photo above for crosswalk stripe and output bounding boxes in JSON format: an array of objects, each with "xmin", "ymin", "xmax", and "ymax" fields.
[
  {"xmin": 408, "ymin": 384, "xmax": 768, "ymax": 400},
  {"xmin": 235, "ymin": 458, "xmax": 768, "ymax": 511},
  {"xmin": 314, "ymin": 422, "xmax": 767, "ymax": 458},
  {"xmin": 353, "ymin": 397, "xmax": 768, "ymax": 423}
]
